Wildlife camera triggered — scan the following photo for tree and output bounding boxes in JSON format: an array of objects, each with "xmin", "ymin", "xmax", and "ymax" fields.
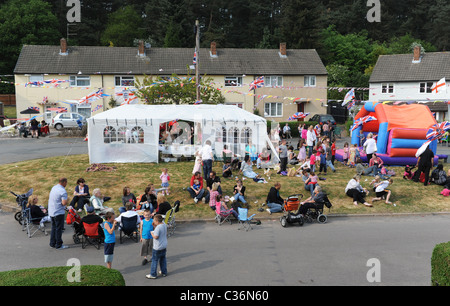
[
  {"xmin": 135, "ymin": 74, "xmax": 225, "ymax": 105},
  {"xmin": 101, "ymin": 5, "xmax": 145, "ymax": 47},
  {"xmin": 0, "ymin": 0, "xmax": 60, "ymax": 75}
]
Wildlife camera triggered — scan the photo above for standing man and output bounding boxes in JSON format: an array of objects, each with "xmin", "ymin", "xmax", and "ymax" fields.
[
  {"xmin": 412, "ymin": 145, "xmax": 435, "ymax": 186},
  {"xmin": 48, "ymin": 177, "xmax": 69, "ymax": 250},
  {"xmin": 200, "ymin": 140, "xmax": 213, "ymax": 179},
  {"xmin": 278, "ymin": 139, "xmax": 288, "ymax": 174},
  {"xmin": 146, "ymin": 214, "xmax": 168, "ymax": 279},
  {"xmin": 306, "ymin": 125, "xmax": 316, "ymax": 158}
]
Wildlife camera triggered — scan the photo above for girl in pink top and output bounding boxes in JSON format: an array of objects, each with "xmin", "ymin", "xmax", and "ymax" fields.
[{"xmin": 160, "ymin": 168, "xmax": 170, "ymax": 195}]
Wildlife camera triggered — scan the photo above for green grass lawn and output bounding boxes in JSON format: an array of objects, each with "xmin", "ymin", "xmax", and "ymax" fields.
[{"xmin": 0, "ymin": 154, "xmax": 449, "ymax": 219}]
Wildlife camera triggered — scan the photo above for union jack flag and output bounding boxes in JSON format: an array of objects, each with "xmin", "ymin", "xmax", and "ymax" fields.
[
  {"xmin": 351, "ymin": 115, "xmax": 376, "ymax": 131},
  {"xmin": 193, "ymin": 49, "xmax": 197, "ymax": 65},
  {"xmin": 249, "ymin": 76, "xmax": 264, "ymax": 91},
  {"xmin": 342, "ymin": 88, "xmax": 355, "ymax": 106},
  {"xmin": 288, "ymin": 112, "xmax": 310, "ymax": 121},
  {"xmin": 426, "ymin": 121, "xmax": 450, "ymax": 142}
]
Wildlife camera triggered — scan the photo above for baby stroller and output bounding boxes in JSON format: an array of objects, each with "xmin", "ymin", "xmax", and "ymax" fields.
[
  {"xmin": 10, "ymin": 188, "xmax": 33, "ymax": 229},
  {"xmin": 304, "ymin": 194, "xmax": 332, "ymax": 224},
  {"xmin": 280, "ymin": 194, "xmax": 304, "ymax": 227},
  {"xmin": 66, "ymin": 207, "xmax": 82, "ymax": 244}
]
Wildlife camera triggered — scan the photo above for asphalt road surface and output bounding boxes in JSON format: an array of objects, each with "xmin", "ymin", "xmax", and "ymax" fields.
[
  {"xmin": 1, "ymin": 211, "xmax": 448, "ymax": 286},
  {"xmin": 0, "ymin": 137, "xmax": 88, "ymax": 165}
]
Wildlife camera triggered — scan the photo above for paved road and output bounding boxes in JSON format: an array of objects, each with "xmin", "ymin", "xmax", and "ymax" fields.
[
  {"xmin": 0, "ymin": 137, "xmax": 88, "ymax": 165},
  {"xmin": 1, "ymin": 211, "xmax": 448, "ymax": 286}
]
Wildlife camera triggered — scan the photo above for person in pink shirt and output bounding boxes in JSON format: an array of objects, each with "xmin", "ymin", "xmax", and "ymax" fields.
[{"xmin": 160, "ymin": 168, "xmax": 170, "ymax": 195}]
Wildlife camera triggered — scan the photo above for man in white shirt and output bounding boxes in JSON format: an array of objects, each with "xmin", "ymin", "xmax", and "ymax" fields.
[
  {"xmin": 116, "ymin": 203, "xmax": 141, "ymax": 228},
  {"xmin": 283, "ymin": 123, "xmax": 291, "ymax": 139},
  {"xmin": 306, "ymin": 125, "xmax": 316, "ymax": 157},
  {"xmin": 200, "ymin": 140, "xmax": 213, "ymax": 179}
]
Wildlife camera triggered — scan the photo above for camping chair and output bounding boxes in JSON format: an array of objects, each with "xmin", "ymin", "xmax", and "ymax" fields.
[
  {"xmin": 22, "ymin": 207, "xmax": 48, "ymax": 238},
  {"xmin": 119, "ymin": 215, "xmax": 139, "ymax": 243},
  {"xmin": 215, "ymin": 203, "xmax": 234, "ymax": 226},
  {"xmin": 237, "ymin": 207, "xmax": 256, "ymax": 231},
  {"xmin": 81, "ymin": 222, "xmax": 103, "ymax": 249},
  {"xmin": 164, "ymin": 200, "xmax": 180, "ymax": 237}
]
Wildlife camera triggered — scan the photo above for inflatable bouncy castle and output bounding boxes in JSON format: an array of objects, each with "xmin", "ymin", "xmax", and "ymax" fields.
[{"xmin": 336, "ymin": 102, "xmax": 441, "ymax": 166}]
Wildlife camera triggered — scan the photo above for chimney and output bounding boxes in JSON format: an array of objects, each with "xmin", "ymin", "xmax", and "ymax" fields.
[
  {"xmin": 59, "ymin": 38, "xmax": 68, "ymax": 55},
  {"xmin": 413, "ymin": 45, "xmax": 421, "ymax": 63},
  {"xmin": 210, "ymin": 41, "xmax": 217, "ymax": 58},
  {"xmin": 138, "ymin": 40, "xmax": 145, "ymax": 57},
  {"xmin": 279, "ymin": 42, "xmax": 287, "ymax": 58}
]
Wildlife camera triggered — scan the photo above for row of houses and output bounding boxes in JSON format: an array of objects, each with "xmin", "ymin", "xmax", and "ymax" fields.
[{"xmin": 12, "ymin": 39, "xmax": 450, "ymax": 123}]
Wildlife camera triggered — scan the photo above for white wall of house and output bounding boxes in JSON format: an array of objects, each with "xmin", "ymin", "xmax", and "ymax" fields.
[{"xmin": 369, "ymin": 81, "xmax": 450, "ymax": 102}]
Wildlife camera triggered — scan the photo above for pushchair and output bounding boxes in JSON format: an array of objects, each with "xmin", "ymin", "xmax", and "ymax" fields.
[
  {"xmin": 280, "ymin": 194, "xmax": 304, "ymax": 227},
  {"xmin": 10, "ymin": 188, "xmax": 33, "ymax": 227},
  {"xmin": 303, "ymin": 194, "xmax": 332, "ymax": 224},
  {"xmin": 66, "ymin": 207, "xmax": 83, "ymax": 244}
]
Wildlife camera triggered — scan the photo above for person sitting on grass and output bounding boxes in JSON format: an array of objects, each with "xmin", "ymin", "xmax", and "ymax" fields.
[
  {"xmin": 187, "ymin": 172, "xmax": 206, "ymax": 203},
  {"xmin": 345, "ymin": 175, "xmax": 373, "ymax": 207},
  {"xmin": 264, "ymin": 182, "xmax": 284, "ymax": 215},
  {"xmin": 371, "ymin": 178, "xmax": 394, "ymax": 205}
]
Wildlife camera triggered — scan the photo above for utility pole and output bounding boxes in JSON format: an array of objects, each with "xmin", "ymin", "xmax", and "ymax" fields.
[{"xmin": 195, "ymin": 20, "xmax": 200, "ymax": 102}]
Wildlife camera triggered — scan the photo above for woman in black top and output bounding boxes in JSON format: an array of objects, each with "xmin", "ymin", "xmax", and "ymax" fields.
[
  {"xmin": 140, "ymin": 185, "xmax": 157, "ymax": 212},
  {"xmin": 154, "ymin": 194, "xmax": 172, "ymax": 216}
]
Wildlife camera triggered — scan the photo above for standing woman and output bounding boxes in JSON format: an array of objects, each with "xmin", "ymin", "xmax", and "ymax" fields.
[
  {"xmin": 363, "ymin": 133, "xmax": 377, "ymax": 162},
  {"xmin": 30, "ymin": 118, "xmax": 39, "ymax": 139},
  {"xmin": 306, "ymin": 125, "xmax": 317, "ymax": 158},
  {"xmin": 70, "ymin": 178, "xmax": 90, "ymax": 212}
]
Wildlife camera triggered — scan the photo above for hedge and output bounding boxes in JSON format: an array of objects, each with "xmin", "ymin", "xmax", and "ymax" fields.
[
  {"xmin": 431, "ymin": 241, "xmax": 450, "ymax": 286},
  {"xmin": 0, "ymin": 265, "xmax": 125, "ymax": 286}
]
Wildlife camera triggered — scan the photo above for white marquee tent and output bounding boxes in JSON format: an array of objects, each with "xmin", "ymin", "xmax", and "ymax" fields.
[{"xmin": 87, "ymin": 104, "xmax": 278, "ymax": 164}]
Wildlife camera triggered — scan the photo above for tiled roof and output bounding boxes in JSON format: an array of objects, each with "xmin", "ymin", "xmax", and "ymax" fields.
[
  {"xmin": 14, "ymin": 45, "xmax": 328, "ymax": 76},
  {"xmin": 370, "ymin": 52, "xmax": 450, "ymax": 83}
]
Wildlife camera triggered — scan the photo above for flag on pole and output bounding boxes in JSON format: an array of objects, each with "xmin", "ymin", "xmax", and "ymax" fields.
[
  {"xmin": 431, "ymin": 78, "xmax": 446, "ymax": 94},
  {"xmin": 351, "ymin": 115, "xmax": 376, "ymax": 131},
  {"xmin": 193, "ymin": 49, "xmax": 197, "ymax": 65}
]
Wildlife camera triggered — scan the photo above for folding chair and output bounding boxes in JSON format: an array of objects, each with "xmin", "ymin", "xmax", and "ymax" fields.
[
  {"xmin": 215, "ymin": 203, "xmax": 234, "ymax": 225},
  {"xmin": 81, "ymin": 222, "xmax": 103, "ymax": 249},
  {"xmin": 23, "ymin": 208, "xmax": 48, "ymax": 238},
  {"xmin": 237, "ymin": 207, "xmax": 256, "ymax": 231},
  {"xmin": 119, "ymin": 215, "xmax": 139, "ymax": 243},
  {"xmin": 164, "ymin": 200, "xmax": 180, "ymax": 237}
]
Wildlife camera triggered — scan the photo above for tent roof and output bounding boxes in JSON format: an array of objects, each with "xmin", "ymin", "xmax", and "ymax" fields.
[{"xmin": 88, "ymin": 104, "xmax": 267, "ymax": 124}]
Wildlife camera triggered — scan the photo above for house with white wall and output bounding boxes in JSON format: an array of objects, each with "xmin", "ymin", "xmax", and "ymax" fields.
[{"xmin": 369, "ymin": 47, "xmax": 450, "ymax": 120}]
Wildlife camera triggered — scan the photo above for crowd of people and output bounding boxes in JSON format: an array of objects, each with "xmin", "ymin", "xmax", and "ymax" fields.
[
  {"xmin": 17, "ymin": 119, "xmax": 50, "ymax": 138},
  {"xmin": 24, "ymin": 119, "xmax": 449, "ymax": 280}
]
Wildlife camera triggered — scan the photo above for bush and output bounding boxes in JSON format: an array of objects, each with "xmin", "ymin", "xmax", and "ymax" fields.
[
  {"xmin": 0, "ymin": 265, "xmax": 125, "ymax": 286},
  {"xmin": 431, "ymin": 241, "xmax": 450, "ymax": 286}
]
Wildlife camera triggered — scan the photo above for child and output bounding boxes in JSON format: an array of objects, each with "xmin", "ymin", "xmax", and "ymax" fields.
[
  {"xmin": 140, "ymin": 209, "xmax": 154, "ymax": 266},
  {"xmin": 192, "ymin": 151, "xmax": 202, "ymax": 175},
  {"xmin": 370, "ymin": 175, "xmax": 381, "ymax": 192},
  {"xmin": 372, "ymin": 178, "xmax": 393, "ymax": 204},
  {"xmin": 216, "ymin": 194, "xmax": 238, "ymax": 218},
  {"xmin": 146, "ymin": 214, "xmax": 168, "ymax": 279},
  {"xmin": 309, "ymin": 150, "xmax": 317, "ymax": 173},
  {"xmin": 343, "ymin": 142, "xmax": 349, "ymax": 165},
  {"xmin": 103, "ymin": 211, "xmax": 117, "ymax": 269},
  {"xmin": 348, "ymin": 144, "xmax": 357, "ymax": 167},
  {"xmin": 222, "ymin": 161, "xmax": 232, "ymax": 178},
  {"xmin": 160, "ymin": 168, "xmax": 170, "ymax": 195},
  {"xmin": 305, "ymin": 171, "xmax": 318, "ymax": 196},
  {"xmin": 192, "ymin": 179, "xmax": 201, "ymax": 194},
  {"xmin": 331, "ymin": 138, "xmax": 337, "ymax": 165},
  {"xmin": 297, "ymin": 139, "xmax": 307, "ymax": 164},
  {"xmin": 403, "ymin": 165, "xmax": 415, "ymax": 180},
  {"xmin": 318, "ymin": 147, "xmax": 327, "ymax": 175}
]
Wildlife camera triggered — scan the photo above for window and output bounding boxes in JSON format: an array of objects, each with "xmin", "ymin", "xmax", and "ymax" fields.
[
  {"xmin": 227, "ymin": 127, "xmax": 240, "ymax": 154},
  {"xmin": 115, "ymin": 76, "xmax": 135, "ymax": 87},
  {"xmin": 419, "ymin": 82, "xmax": 433, "ymax": 94},
  {"xmin": 131, "ymin": 126, "xmax": 144, "ymax": 144},
  {"xmin": 216, "ymin": 126, "xmax": 227, "ymax": 142},
  {"xmin": 381, "ymin": 83, "xmax": 394, "ymax": 94},
  {"xmin": 264, "ymin": 102, "xmax": 283, "ymax": 117},
  {"xmin": 304, "ymin": 76, "xmax": 316, "ymax": 87},
  {"xmin": 240, "ymin": 127, "xmax": 252, "ymax": 144},
  {"xmin": 225, "ymin": 76, "xmax": 243, "ymax": 87},
  {"xmin": 70, "ymin": 75, "xmax": 91, "ymax": 87},
  {"xmin": 74, "ymin": 105, "xmax": 91, "ymax": 118},
  {"xmin": 265, "ymin": 76, "xmax": 283, "ymax": 87},
  {"xmin": 117, "ymin": 127, "xmax": 129, "ymax": 143},
  {"xmin": 29, "ymin": 74, "xmax": 43, "ymax": 87},
  {"xmin": 104, "ymin": 126, "xmax": 116, "ymax": 143}
]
